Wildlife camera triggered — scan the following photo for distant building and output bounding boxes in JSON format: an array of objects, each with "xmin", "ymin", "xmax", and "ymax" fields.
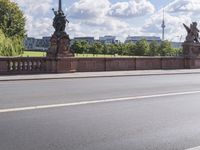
[
  {"xmin": 24, "ymin": 36, "xmax": 51, "ymax": 51},
  {"xmin": 24, "ymin": 37, "xmax": 36, "ymax": 50},
  {"xmin": 171, "ymin": 42, "xmax": 182, "ymax": 49},
  {"xmin": 125, "ymin": 36, "xmax": 162, "ymax": 44},
  {"xmin": 72, "ymin": 37, "xmax": 95, "ymax": 44},
  {"xmin": 99, "ymin": 36, "xmax": 118, "ymax": 44}
]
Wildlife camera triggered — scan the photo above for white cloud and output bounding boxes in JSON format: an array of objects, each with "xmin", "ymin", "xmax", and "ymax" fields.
[
  {"xmin": 69, "ymin": 0, "xmax": 155, "ymax": 19},
  {"xmin": 67, "ymin": 0, "xmax": 154, "ymax": 41},
  {"xmin": 166, "ymin": 0, "xmax": 200, "ymax": 13},
  {"xmin": 143, "ymin": 12, "xmax": 190, "ymax": 41},
  {"xmin": 108, "ymin": 0, "xmax": 155, "ymax": 18},
  {"xmin": 11, "ymin": 0, "xmax": 54, "ymax": 38},
  {"xmin": 11, "ymin": 0, "xmax": 155, "ymax": 41},
  {"xmin": 68, "ymin": 0, "xmax": 111, "ymax": 19},
  {"xmin": 11, "ymin": 0, "xmax": 53, "ymax": 15},
  {"xmin": 142, "ymin": 0, "xmax": 200, "ymax": 42}
]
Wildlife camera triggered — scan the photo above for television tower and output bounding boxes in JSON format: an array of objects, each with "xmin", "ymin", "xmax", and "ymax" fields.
[
  {"xmin": 58, "ymin": 0, "xmax": 62, "ymax": 12},
  {"xmin": 161, "ymin": 9, "xmax": 166, "ymax": 41}
]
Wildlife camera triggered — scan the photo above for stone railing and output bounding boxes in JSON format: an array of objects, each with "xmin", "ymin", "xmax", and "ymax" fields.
[
  {"xmin": 0, "ymin": 57, "xmax": 48, "ymax": 74},
  {"xmin": 0, "ymin": 56, "xmax": 200, "ymax": 75},
  {"xmin": 0, "ymin": 57, "xmax": 78, "ymax": 75},
  {"xmin": 8, "ymin": 58, "xmax": 45, "ymax": 73}
]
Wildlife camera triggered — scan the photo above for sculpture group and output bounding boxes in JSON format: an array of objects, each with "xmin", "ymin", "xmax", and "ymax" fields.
[
  {"xmin": 183, "ymin": 22, "xmax": 200, "ymax": 57},
  {"xmin": 47, "ymin": 0, "xmax": 73, "ymax": 58}
]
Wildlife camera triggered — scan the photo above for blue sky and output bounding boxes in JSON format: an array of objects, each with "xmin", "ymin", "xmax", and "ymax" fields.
[{"xmin": 12, "ymin": 0, "xmax": 200, "ymax": 42}]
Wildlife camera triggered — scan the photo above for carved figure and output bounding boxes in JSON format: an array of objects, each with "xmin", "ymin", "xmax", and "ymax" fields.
[
  {"xmin": 52, "ymin": 9, "xmax": 69, "ymax": 35},
  {"xmin": 47, "ymin": 0, "xmax": 73, "ymax": 58},
  {"xmin": 183, "ymin": 22, "xmax": 200, "ymax": 43}
]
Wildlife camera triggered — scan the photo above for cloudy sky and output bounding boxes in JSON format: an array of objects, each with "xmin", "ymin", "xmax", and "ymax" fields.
[{"xmin": 11, "ymin": 0, "xmax": 200, "ymax": 42}]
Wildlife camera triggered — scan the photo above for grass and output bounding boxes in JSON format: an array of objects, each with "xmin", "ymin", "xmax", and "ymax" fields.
[
  {"xmin": 22, "ymin": 51, "xmax": 46, "ymax": 57},
  {"xmin": 0, "ymin": 50, "xmax": 145, "ymax": 58},
  {"xmin": 75, "ymin": 53, "xmax": 132, "ymax": 58},
  {"xmin": 20, "ymin": 51, "xmax": 132, "ymax": 58}
]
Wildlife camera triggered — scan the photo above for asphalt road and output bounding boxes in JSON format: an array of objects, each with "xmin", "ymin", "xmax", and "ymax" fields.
[{"xmin": 1, "ymin": 74, "xmax": 200, "ymax": 150}]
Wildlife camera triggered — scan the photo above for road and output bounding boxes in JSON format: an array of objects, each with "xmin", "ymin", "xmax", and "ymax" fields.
[{"xmin": 1, "ymin": 74, "xmax": 200, "ymax": 150}]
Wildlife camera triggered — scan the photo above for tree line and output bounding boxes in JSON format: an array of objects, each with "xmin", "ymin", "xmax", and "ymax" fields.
[
  {"xmin": 71, "ymin": 39, "xmax": 182, "ymax": 56},
  {"xmin": 0, "ymin": 0, "xmax": 25, "ymax": 56}
]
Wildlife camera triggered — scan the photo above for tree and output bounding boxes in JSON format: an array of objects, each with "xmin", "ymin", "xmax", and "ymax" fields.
[
  {"xmin": 71, "ymin": 40, "xmax": 89, "ymax": 54},
  {"xmin": 158, "ymin": 40, "xmax": 174, "ymax": 56},
  {"xmin": 93, "ymin": 42, "xmax": 103, "ymax": 54},
  {"xmin": 126, "ymin": 42, "xmax": 136, "ymax": 56},
  {"xmin": 135, "ymin": 39, "xmax": 149, "ymax": 56},
  {"xmin": 0, "ymin": 0, "xmax": 25, "ymax": 38},
  {"xmin": 0, "ymin": 0, "xmax": 26, "ymax": 56},
  {"xmin": 148, "ymin": 41, "xmax": 159, "ymax": 56}
]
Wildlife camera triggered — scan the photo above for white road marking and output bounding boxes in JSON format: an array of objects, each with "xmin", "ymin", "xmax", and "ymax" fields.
[
  {"xmin": 1, "ymin": 90, "xmax": 200, "ymax": 113},
  {"xmin": 185, "ymin": 146, "xmax": 200, "ymax": 150}
]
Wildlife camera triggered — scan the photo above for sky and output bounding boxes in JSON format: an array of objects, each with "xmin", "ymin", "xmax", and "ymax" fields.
[{"xmin": 11, "ymin": 0, "xmax": 200, "ymax": 42}]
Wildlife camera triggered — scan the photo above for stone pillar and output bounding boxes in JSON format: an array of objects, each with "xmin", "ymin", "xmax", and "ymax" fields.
[
  {"xmin": 46, "ymin": 0, "xmax": 75, "ymax": 73},
  {"xmin": 182, "ymin": 42, "xmax": 200, "ymax": 69},
  {"xmin": 47, "ymin": 33, "xmax": 74, "ymax": 58},
  {"xmin": 182, "ymin": 42, "xmax": 200, "ymax": 58}
]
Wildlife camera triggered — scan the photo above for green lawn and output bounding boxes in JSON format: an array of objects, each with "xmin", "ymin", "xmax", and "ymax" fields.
[
  {"xmin": 75, "ymin": 53, "xmax": 132, "ymax": 58},
  {"xmin": 22, "ymin": 51, "xmax": 46, "ymax": 57},
  {"xmin": 21, "ymin": 51, "xmax": 132, "ymax": 58}
]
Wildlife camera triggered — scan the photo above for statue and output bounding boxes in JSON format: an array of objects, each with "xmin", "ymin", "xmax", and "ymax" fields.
[
  {"xmin": 52, "ymin": 8, "xmax": 69, "ymax": 36},
  {"xmin": 182, "ymin": 22, "xmax": 200, "ymax": 57},
  {"xmin": 183, "ymin": 22, "xmax": 200, "ymax": 43},
  {"xmin": 47, "ymin": 0, "xmax": 74, "ymax": 58}
]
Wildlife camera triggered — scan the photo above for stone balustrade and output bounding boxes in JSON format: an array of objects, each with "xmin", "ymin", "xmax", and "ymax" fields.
[
  {"xmin": 0, "ymin": 57, "xmax": 56, "ymax": 75},
  {"xmin": 0, "ymin": 56, "xmax": 199, "ymax": 75}
]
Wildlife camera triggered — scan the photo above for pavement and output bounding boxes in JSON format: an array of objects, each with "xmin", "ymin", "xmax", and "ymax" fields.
[
  {"xmin": 1, "ymin": 69, "xmax": 200, "ymax": 81},
  {"xmin": 1, "ymin": 74, "xmax": 200, "ymax": 150}
]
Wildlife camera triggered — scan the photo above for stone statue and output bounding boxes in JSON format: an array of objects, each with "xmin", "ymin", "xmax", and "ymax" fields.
[
  {"xmin": 47, "ymin": 0, "xmax": 74, "ymax": 58},
  {"xmin": 183, "ymin": 22, "xmax": 200, "ymax": 43},
  {"xmin": 52, "ymin": 8, "xmax": 69, "ymax": 36},
  {"xmin": 182, "ymin": 22, "xmax": 200, "ymax": 58}
]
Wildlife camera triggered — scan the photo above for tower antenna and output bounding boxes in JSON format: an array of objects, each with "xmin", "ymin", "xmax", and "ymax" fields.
[
  {"xmin": 58, "ymin": 0, "xmax": 62, "ymax": 12},
  {"xmin": 161, "ymin": 8, "xmax": 166, "ymax": 41}
]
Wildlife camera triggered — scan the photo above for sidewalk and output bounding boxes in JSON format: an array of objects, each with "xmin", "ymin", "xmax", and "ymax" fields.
[{"xmin": 1, "ymin": 69, "xmax": 200, "ymax": 81}]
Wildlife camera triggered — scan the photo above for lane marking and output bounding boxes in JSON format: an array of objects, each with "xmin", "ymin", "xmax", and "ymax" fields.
[
  {"xmin": 1, "ymin": 90, "xmax": 200, "ymax": 113},
  {"xmin": 185, "ymin": 146, "xmax": 200, "ymax": 150}
]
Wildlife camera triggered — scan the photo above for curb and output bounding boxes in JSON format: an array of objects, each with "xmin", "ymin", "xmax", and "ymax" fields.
[{"xmin": 1, "ymin": 71, "xmax": 200, "ymax": 82}]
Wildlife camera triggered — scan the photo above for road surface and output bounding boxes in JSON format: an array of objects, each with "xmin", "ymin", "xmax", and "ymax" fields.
[{"xmin": 1, "ymin": 74, "xmax": 200, "ymax": 150}]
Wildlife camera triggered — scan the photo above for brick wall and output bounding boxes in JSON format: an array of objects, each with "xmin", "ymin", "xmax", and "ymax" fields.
[
  {"xmin": 0, "ymin": 56, "xmax": 199, "ymax": 75},
  {"xmin": 72, "ymin": 57, "xmax": 186, "ymax": 72}
]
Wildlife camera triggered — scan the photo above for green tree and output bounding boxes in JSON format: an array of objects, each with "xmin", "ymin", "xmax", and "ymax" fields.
[
  {"xmin": 71, "ymin": 40, "xmax": 89, "ymax": 54},
  {"xmin": 0, "ymin": 0, "xmax": 25, "ymax": 37},
  {"xmin": 0, "ymin": 0, "xmax": 26, "ymax": 56},
  {"xmin": 158, "ymin": 40, "xmax": 174, "ymax": 56},
  {"xmin": 135, "ymin": 39, "xmax": 149, "ymax": 56},
  {"xmin": 102, "ymin": 44, "xmax": 108, "ymax": 55},
  {"xmin": 148, "ymin": 41, "xmax": 159, "ymax": 56},
  {"xmin": 93, "ymin": 42, "xmax": 103, "ymax": 54},
  {"xmin": 126, "ymin": 42, "xmax": 136, "ymax": 56}
]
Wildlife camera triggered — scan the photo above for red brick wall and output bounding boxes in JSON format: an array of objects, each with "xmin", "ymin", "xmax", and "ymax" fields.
[
  {"xmin": 105, "ymin": 58, "xmax": 136, "ymax": 71},
  {"xmin": 136, "ymin": 57, "xmax": 161, "ymax": 70},
  {"xmin": 162, "ymin": 58, "xmax": 185, "ymax": 69},
  {"xmin": 71, "ymin": 57, "xmax": 186, "ymax": 72},
  {"xmin": 76, "ymin": 58, "xmax": 106, "ymax": 72},
  {"xmin": 0, "ymin": 56, "xmax": 199, "ymax": 74}
]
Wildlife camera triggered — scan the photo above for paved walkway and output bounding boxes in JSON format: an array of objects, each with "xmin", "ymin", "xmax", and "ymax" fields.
[{"xmin": 1, "ymin": 69, "xmax": 200, "ymax": 81}]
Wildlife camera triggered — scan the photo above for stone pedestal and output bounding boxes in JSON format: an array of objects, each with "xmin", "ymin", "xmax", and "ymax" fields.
[
  {"xmin": 46, "ymin": 32, "xmax": 75, "ymax": 73},
  {"xmin": 47, "ymin": 32, "xmax": 74, "ymax": 58},
  {"xmin": 182, "ymin": 42, "xmax": 200, "ymax": 69},
  {"xmin": 182, "ymin": 42, "xmax": 200, "ymax": 58}
]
